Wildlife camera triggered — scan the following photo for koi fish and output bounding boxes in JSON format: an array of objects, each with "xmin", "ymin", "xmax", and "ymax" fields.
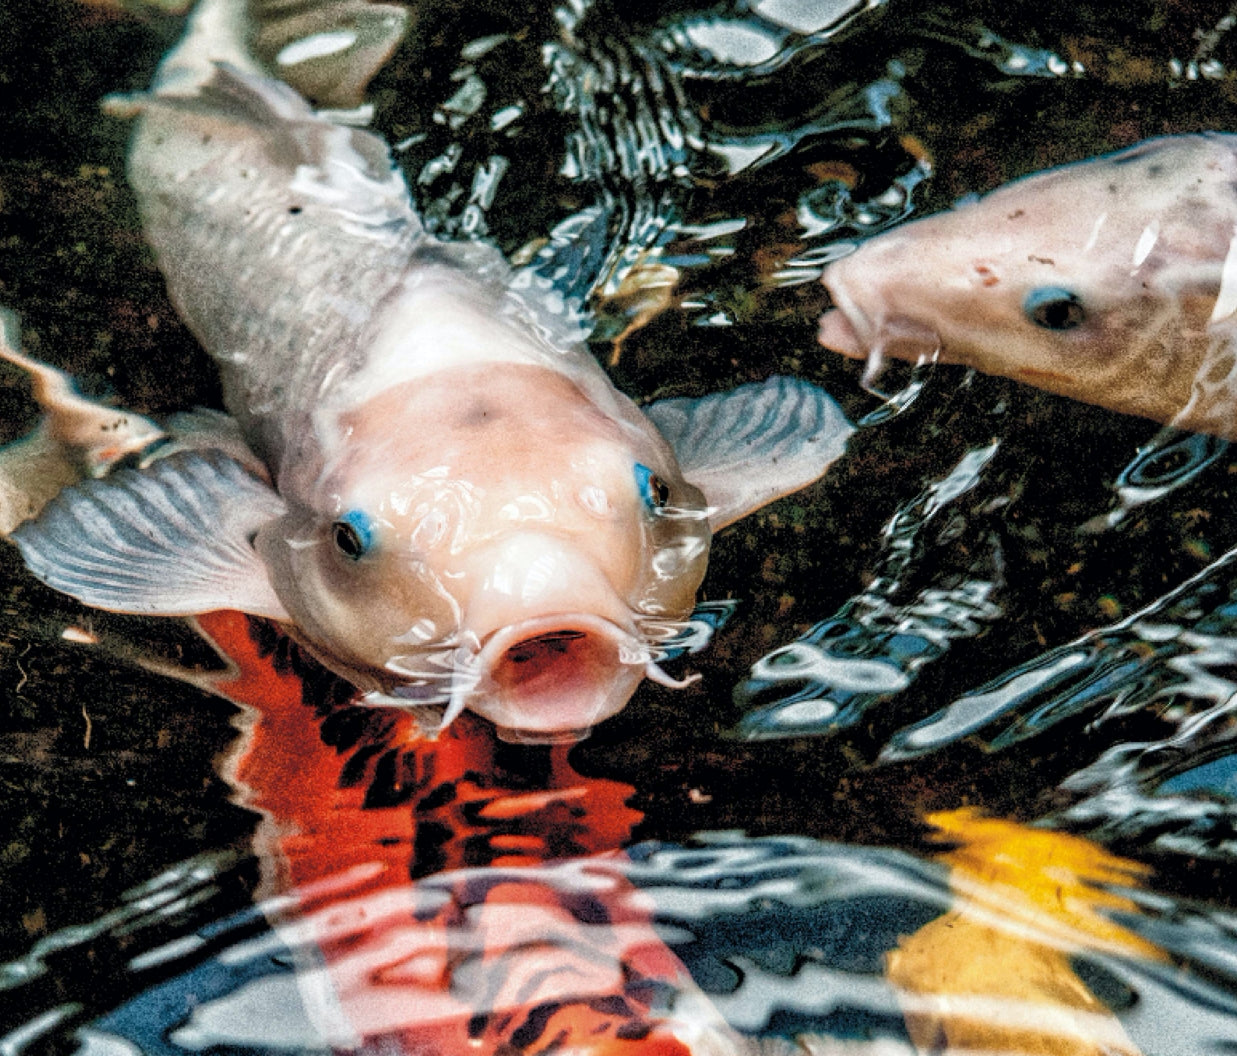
[
  {"xmin": 190, "ymin": 609, "xmax": 739, "ymax": 1055},
  {"xmin": 889, "ymin": 809, "xmax": 1159, "ymax": 1056},
  {"xmin": 8, "ymin": 0, "xmax": 853, "ymax": 742},
  {"xmin": 816, "ymin": 134, "xmax": 1237, "ymax": 440}
]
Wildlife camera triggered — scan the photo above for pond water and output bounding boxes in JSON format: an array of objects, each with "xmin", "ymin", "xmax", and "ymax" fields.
[{"xmin": 6, "ymin": 0, "xmax": 1237, "ymax": 1051}]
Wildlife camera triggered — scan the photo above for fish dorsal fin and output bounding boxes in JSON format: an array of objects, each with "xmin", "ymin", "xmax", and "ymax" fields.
[
  {"xmin": 646, "ymin": 376, "xmax": 853, "ymax": 530},
  {"xmin": 11, "ymin": 450, "xmax": 289, "ymax": 620},
  {"xmin": 250, "ymin": 0, "xmax": 410, "ymax": 112}
]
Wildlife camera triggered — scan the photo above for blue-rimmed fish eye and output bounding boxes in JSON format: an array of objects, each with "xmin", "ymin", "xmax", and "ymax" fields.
[
  {"xmin": 332, "ymin": 508, "xmax": 376, "ymax": 560},
  {"xmin": 634, "ymin": 462, "xmax": 671, "ymax": 512},
  {"xmin": 1024, "ymin": 286, "xmax": 1085, "ymax": 331}
]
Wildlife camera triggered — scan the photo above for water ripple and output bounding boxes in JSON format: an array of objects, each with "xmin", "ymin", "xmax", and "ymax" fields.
[{"xmin": 733, "ymin": 442, "xmax": 1004, "ymax": 740}]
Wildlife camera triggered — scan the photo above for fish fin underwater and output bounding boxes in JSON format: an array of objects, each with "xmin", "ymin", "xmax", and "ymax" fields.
[
  {"xmin": 644, "ymin": 374, "xmax": 854, "ymax": 531},
  {"xmin": 246, "ymin": 0, "xmax": 410, "ymax": 111},
  {"xmin": 11, "ymin": 450, "xmax": 289, "ymax": 620}
]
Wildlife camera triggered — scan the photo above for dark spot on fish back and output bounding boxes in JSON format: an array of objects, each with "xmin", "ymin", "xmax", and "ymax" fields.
[
  {"xmin": 1028, "ymin": 255, "xmax": 1055, "ymax": 266},
  {"xmin": 339, "ymin": 741, "xmax": 386, "ymax": 788},
  {"xmin": 362, "ymin": 749, "xmax": 417, "ymax": 808},
  {"xmin": 412, "ymin": 818, "xmax": 452, "ymax": 876},
  {"xmin": 509, "ymin": 1004, "xmax": 570, "ymax": 1050},
  {"xmin": 1007, "ymin": 209, "xmax": 1025, "ymax": 220},
  {"xmin": 460, "ymin": 400, "xmax": 499, "ymax": 427},
  {"xmin": 420, "ymin": 781, "xmax": 458, "ymax": 811},
  {"xmin": 288, "ymin": 205, "xmax": 302, "ymax": 215},
  {"xmin": 616, "ymin": 1021, "xmax": 653, "ymax": 1041}
]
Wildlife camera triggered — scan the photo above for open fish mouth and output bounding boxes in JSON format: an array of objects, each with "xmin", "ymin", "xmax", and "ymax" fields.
[
  {"xmin": 817, "ymin": 288, "xmax": 897, "ymax": 394},
  {"xmin": 377, "ymin": 612, "xmax": 697, "ymax": 742},
  {"xmin": 459, "ymin": 613, "xmax": 652, "ymax": 743}
]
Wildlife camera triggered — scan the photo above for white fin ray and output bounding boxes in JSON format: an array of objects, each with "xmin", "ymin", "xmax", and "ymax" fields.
[{"xmin": 12, "ymin": 450, "xmax": 288, "ymax": 619}]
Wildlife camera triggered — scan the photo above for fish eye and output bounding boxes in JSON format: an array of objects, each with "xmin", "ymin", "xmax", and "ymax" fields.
[
  {"xmin": 1024, "ymin": 286, "xmax": 1085, "ymax": 331},
  {"xmin": 634, "ymin": 462, "xmax": 671, "ymax": 512},
  {"xmin": 332, "ymin": 509, "xmax": 375, "ymax": 560}
]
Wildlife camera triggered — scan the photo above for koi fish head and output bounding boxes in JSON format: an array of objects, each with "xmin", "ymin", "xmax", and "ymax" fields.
[
  {"xmin": 257, "ymin": 359, "xmax": 711, "ymax": 742},
  {"xmin": 818, "ymin": 135, "xmax": 1237, "ymax": 434}
]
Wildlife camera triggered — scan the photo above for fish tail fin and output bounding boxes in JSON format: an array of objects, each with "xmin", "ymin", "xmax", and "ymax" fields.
[
  {"xmin": 248, "ymin": 0, "xmax": 410, "ymax": 111},
  {"xmin": 150, "ymin": 0, "xmax": 262, "ymax": 98},
  {"xmin": 147, "ymin": 0, "xmax": 409, "ymax": 112}
]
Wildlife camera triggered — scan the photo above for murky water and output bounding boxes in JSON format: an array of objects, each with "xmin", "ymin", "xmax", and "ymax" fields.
[{"xmin": 7, "ymin": 0, "xmax": 1237, "ymax": 1051}]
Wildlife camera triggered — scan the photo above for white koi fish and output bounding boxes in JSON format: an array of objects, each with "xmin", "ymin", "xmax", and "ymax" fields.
[
  {"xmin": 817, "ymin": 134, "xmax": 1237, "ymax": 440},
  {"xmin": 8, "ymin": 0, "xmax": 852, "ymax": 742}
]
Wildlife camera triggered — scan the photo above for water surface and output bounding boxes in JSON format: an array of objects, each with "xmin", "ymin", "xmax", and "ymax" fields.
[{"xmin": 6, "ymin": 0, "xmax": 1237, "ymax": 1051}]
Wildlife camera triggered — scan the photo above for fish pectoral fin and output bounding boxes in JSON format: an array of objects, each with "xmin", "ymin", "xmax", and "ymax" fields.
[
  {"xmin": 11, "ymin": 449, "xmax": 290, "ymax": 621},
  {"xmin": 645, "ymin": 375, "xmax": 854, "ymax": 531}
]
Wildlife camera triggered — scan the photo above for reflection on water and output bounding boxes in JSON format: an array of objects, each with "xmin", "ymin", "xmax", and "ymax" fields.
[
  {"xmin": 5, "ymin": 612, "xmax": 1237, "ymax": 1051},
  {"xmin": 734, "ymin": 439, "xmax": 1005, "ymax": 739},
  {"xmin": 8, "ymin": 0, "xmax": 1237, "ymax": 1051}
]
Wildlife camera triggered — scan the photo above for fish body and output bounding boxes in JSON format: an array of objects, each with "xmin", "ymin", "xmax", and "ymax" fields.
[
  {"xmin": 10, "ymin": 0, "xmax": 852, "ymax": 740},
  {"xmin": 817, "ymin": 134, "xmax": 1237, "ymax": 438}
]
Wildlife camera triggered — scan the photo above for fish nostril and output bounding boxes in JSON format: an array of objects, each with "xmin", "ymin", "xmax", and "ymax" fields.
[
  {"xmin": 973, "ymin": 262, "xmax": 1000, "ymax": 287},
  {"xmin": 578, "ymin": 485, "xmax": 612, "ymax": 518}
]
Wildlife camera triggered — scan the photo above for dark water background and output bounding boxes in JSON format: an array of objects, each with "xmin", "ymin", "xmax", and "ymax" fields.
[{"xmin": 6, "ymin": 0, "xmax": 1237, "ymax": 1049}]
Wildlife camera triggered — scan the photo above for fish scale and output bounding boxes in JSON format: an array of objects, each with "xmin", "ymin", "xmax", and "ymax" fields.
[{"xmin": 130, "ymin": 67, "xmax": 439, "ymax": 472}]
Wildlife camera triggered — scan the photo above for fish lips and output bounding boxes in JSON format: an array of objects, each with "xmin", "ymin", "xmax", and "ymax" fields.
[
  {"xmin": 817, "ymin": 307, "xmax": 866, "ymax": 360},
  {"xmin": 818, "ymin": 297, "xmax": 942, "ymax": 391},
  {"xmin": 459, "ymin": 613, "xmax": 648, "ymax": 743},
  {"xmin": 818, "ymin": 265, "xmax": 882, "ymax": 358}
]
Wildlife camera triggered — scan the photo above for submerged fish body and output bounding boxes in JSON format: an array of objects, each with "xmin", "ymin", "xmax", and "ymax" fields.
[
  {"xmin": 9, "ymin": 0, "xmax": 853, "ymax": 741},
  {"xmin": 817, "ymin": 133, "xmax": 1237, "ymax": 438}
]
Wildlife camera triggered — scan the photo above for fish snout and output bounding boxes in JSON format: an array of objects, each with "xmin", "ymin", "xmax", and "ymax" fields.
[
  {"xmin": 818, "ymin": 270, "xmax": 872, "ymax": 361},
  {"xmin": 820, "ymin": 248, "xmax": 943, "ymax": 387},
  {"xmin": 819, "ymin": 294, "xmax": 941, "ymax": 394},
  {"xmin": 817, "ymin": 308, "xmax": 867, "ymax": 360},
  {"xmin": 455, "ymin": 533, "xmax": 646, "ymax": 741}
]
